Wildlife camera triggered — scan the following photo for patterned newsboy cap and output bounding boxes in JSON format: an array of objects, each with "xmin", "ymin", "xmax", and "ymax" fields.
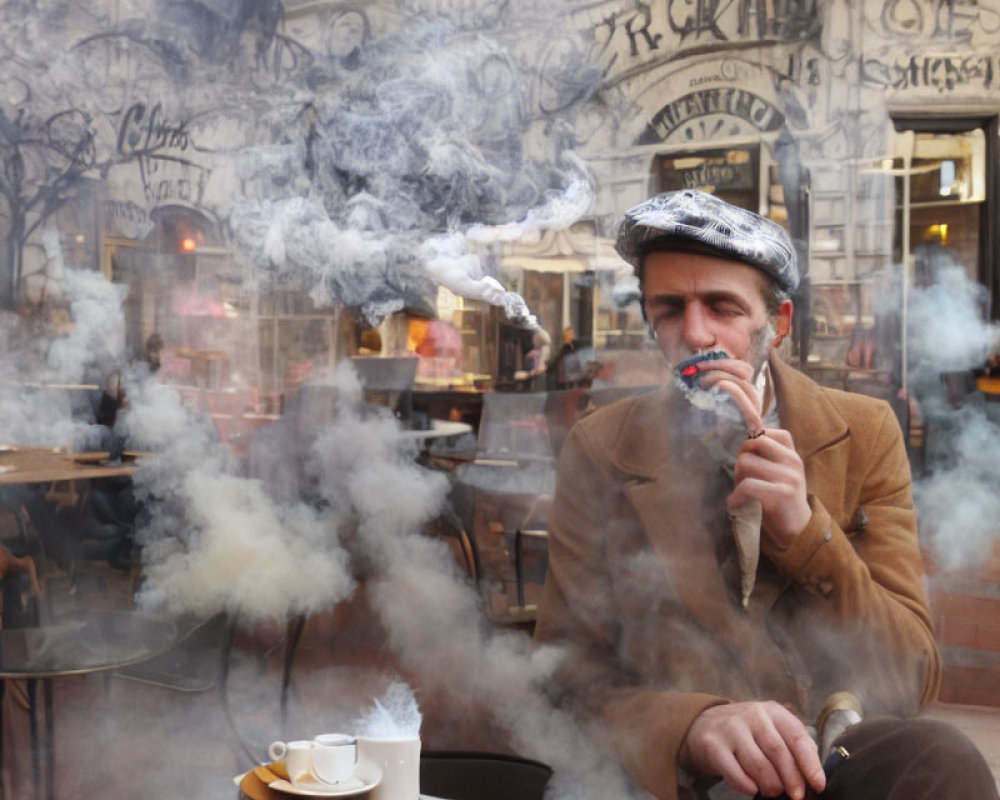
[{"xmin": 615, "ymin": 189, "xmax": 799, "ymax": 293}]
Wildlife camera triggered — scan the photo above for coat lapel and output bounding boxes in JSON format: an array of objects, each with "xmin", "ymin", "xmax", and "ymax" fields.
[
  {"xmin": 769, "ymin": 355, "xmax": 849, "ymax": 459},
  {"xmin": 610, "ymin": 389, "xmax": 750, "ymax": 638}
]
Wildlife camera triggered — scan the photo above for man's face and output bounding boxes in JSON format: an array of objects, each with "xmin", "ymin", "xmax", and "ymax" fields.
[{"xmin": 642, "ymin": 250, "xmax": 775, "ymax": 374}]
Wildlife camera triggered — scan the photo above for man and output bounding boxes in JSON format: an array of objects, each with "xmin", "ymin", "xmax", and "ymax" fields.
[
  {"xmin": 550, "ymin": 326, "xmax": 581, "ymax": 390},
  {"xmin": 534, "ymin": 190, "xmax": 996, "ymax": 800}
]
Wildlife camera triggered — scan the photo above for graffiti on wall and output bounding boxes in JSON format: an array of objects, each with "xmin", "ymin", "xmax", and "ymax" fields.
[
  {"xmin": 872, "ymin": 0, "xmax": 1000, "ymax": 43},
  {"xmin": 862, "ymin": 51, "xmax": 996, "ymax": 92},
  {"xmin": 115, "ymin": 101, "xmax": 212, "ymax": 208},
  {"xmin": 585, "ymin": 0, "xmax": 819, "ymax": 84}
]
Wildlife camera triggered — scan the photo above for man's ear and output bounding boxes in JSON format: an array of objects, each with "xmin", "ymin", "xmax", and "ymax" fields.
[{"xmin": 772, "ymin": 300, "xmax": 793, "ymax": 346}]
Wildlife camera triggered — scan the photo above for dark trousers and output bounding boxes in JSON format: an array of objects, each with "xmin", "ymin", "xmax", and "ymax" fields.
[{"xmin": 822, "ymin": 717, "xmax": 998, "ymax": 799}]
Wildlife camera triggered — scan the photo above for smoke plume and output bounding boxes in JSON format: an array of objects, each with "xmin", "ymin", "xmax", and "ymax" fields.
[{"xmin": 903, "ymin": 250, "xmax": 1000, "ymax": 569}]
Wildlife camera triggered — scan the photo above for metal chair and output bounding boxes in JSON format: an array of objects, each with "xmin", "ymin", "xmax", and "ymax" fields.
[{"xmin": 0, "ymin": 526, "xmax": 44, "ymax": 800}]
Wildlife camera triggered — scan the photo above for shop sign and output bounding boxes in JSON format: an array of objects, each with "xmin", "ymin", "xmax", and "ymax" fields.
[
  {"xmin": 632, "ymin": 60, "xmax": 784, "ymax": 145},
  {"xmin": 638, "ymin": 86, "xmax": 783, "ymax": 144},
  {"xmin": 102, "ymin": 199, "xmax": 154, "ymax": 240},
  {"xmin": 672, "ymin": 158, "xmax": 755, "ymax": 191}
]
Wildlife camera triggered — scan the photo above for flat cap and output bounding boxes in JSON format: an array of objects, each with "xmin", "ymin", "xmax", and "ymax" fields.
[{"xmin": 615, "ymin": 189, "xmax": 799, "ymax": 293}]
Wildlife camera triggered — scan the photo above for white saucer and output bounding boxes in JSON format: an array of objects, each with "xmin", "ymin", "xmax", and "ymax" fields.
[{"xmin": 269, "ymin": 763, "xmax": 382, "ymax": 797}]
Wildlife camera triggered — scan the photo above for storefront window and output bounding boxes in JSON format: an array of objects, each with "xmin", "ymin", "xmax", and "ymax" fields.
[{"xmin": 893, "ymin": 126, "xmax": 987, "ymax": 287}]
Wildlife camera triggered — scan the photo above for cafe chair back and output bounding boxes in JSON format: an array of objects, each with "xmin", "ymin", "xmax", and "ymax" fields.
[{"xmin": 419, "ymin": 750, "xmax": 553, "ymax": 800}]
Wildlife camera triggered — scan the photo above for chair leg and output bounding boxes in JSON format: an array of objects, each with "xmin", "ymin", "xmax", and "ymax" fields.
[
  {"xmin": 0, "ymin": 678, "xmax": 5, "ymax": 800},
  {"xmin": 27, "ymin": 680, "xmax": 39, "ymax": 800},
  {"xmin": 281, "ymin": 615, "xmax": 307, "ymax": 732},
  {"xmin": 514, "ymin": 529, "xmax": 525, "ymax": 609},
  {"xmin": 42, "ymin": 679, "xmax": 53, "ymax": 800}
]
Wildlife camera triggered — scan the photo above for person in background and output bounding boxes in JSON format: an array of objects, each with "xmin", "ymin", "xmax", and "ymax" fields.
[
  {"xmin": 549, "ymin": 326, "xmax": 580, "ymax": 389},
  {"xmin": 359, "ymin": 327, "xmax": 383, "ymax": 355},
  {"xmin": 535, "ymin": 189, "xmax": 997, "ymax": 800},
  {"xmin": 84, "ymin": 331, "xmax": 164, "ymax": 568},
  {"xmin": 144, "ymin": 332, "xmax": 164, "ymax": 374}
]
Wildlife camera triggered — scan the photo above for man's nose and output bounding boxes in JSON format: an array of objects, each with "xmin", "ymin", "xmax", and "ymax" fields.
[{"xmin": 682, "ymin": 303, "xmax": 715, "ymax": 349}]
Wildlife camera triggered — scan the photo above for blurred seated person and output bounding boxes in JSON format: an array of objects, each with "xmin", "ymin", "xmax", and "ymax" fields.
[
  {"xmin": 548, "ymin": 326, "xmax": 581, "ymax": 389},
  {"xmin": 144, "ymin": 332, "xmax": 164, "ymax": 373},
  {"xmin": 85, "ymin": 332, "xmax": 163, "ymax": 453},
  {"xmin": 412, "ymin": 318, "xmax": 463, "ymax": 380},
  {"xmin": 75, "ymin": 333, "xmax": 164, "ymax": 569},
  {"xmin": 359, "ymin": 327, "xmax": 383, "ymax": 355}
]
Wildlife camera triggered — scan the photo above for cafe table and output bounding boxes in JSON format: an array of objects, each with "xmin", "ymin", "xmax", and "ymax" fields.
[
  {"xmin": 0, "ymin": 610, "xmax": 181, "ymax": 800},
  {"xmin": 235, "ymin": 766, "xmax": 448, "ymax": 800},
  {"xmin": 395, "ymin": 420, "xmax": 473, "ymax": 443},
  {"xmin": 0, "ymin": 447, "xmax": 138, "ymax": 487}
]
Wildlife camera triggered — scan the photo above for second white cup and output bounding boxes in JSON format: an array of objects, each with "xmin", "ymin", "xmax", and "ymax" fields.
[{"xmin": 269, "ymin": 733, "xmax": 357, "ymax": 786}]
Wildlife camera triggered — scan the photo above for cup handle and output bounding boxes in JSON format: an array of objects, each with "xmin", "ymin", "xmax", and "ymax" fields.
[{"xmin": 268, "ymin": 741, "xmax": 287, "ymax": 762}]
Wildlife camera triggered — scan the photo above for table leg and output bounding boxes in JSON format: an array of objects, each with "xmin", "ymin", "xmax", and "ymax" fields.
[
  {"xmin": 27, "ymin": 679, "xmax": 39, "ymax": 799},
  {"xmin": 0, "ymin": 679, "xmax": 5, "ymax": 800}
]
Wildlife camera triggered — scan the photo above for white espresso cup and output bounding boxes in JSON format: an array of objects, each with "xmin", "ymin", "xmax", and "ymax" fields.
[
  {"xmin": 356, "ymin": 735, "xmax": 421, "ymax": 800},
  {"xmin": 269, "ymin": 733, "xmax": 357, "ymax": 786}
]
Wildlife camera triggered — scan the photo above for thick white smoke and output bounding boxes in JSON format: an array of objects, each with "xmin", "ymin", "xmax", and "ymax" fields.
[
  {"xmin": 307, "ymin": 365, "xmax": 634, "ymax": 797},
  {"xmin": 0, "ymin": 264, "xmax": 127, "ymax": 448},
  {"xmin": 122, "ymin": 366, "xmax": 359, "ymax": 622},
  {"xmin": 903, "ymin": 253, "xmax": 1000, "ymax": 569},
  {"xmin": 0, "ymin": 1, "xmax": 625, "ymax": 795}
]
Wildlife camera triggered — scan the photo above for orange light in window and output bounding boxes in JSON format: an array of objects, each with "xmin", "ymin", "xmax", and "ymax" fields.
[
  {"xmin": 180, "ymin": 237, "xmax": 197, "ymax": 252},
  {"xmin": 925, "ymin": 223, "xmax": 949, "ymax": 246}
]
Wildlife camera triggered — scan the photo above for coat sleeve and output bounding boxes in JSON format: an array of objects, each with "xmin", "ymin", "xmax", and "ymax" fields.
[
  {"xmin": 534, "ymin": 422, "xmax": 727, "ymax": 800},
  {"xmin": 762, "ymin": 399, "xmax": 941, "ymax": 713}
]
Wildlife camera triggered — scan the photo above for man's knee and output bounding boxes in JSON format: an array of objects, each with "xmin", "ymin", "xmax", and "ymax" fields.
[
  {"xmin": 833, "ymin": 717, "xmax": 997, "ymax": 799},
  {"xmin": 903, "ymin": 718, "xmax": 987, "ymax": 765}
]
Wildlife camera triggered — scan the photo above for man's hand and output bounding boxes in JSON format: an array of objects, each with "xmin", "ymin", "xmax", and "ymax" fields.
[
  {"xmin": 691, "ymin": 358, "xmax": 811, "ymax": 546},
  {"xmin": 678, "ymin": 702, "xmax": 826, "ymax": 800},
  {"xmin": 695, "ymin": 358, "xmax": 762, "ymax": 432},
  {"xmin": 728, "ymin": 429, "xmax": 811, "ymax": 548}
]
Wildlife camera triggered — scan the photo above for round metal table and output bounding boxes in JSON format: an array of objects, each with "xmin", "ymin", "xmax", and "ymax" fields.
[{"xmin": 0, "ymin": 610, "xmax": 181, "ymax": 800}]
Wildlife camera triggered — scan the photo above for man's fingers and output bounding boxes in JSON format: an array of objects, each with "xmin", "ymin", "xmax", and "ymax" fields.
[
  {"xmin": 682, "ymin": 702, "xmax": 823, "ymax": 799},
  {"xmin": 733, "ymin": 737, "xmax": 787, "ymax": 797},
  {"xmin": 712, "ymin": 748, "xmax": 760, "ymax": 797},
  {"xmin": 702, "ymin": 376, "xmax": 762, "ymax": 431},
  {"xmin": 752, "ymin": 727, "xmax": 807, "ymax": 799},
  {"xmin": 774, "ymin": 713, "xmax": 827, "ymax": 794},
  {"xmin": 732, "ymin": 445, "xmax": 804, "ymax": 487}
]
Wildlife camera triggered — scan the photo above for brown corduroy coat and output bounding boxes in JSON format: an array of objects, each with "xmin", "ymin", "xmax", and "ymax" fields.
[{"xmin": 534, "ymin": 354, "xmax": 940, "ymax": 800}]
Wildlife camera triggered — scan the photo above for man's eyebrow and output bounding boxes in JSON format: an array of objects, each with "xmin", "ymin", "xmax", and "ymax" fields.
[
  {"xmin": 701, "ymin": 290, "xmax": 751, "ymax": 309},
  {"xmin": 645, "ymin": 290, "xmax": 751, "ymax": 309},
  {"xmin": 645, "ymin": 293, "xmax": 684, "ymax": 305}
]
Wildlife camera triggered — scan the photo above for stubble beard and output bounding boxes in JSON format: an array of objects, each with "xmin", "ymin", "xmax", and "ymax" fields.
[{"xmin": 748, "ymin": 318, "xmax": 776, "ymax": 379}]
